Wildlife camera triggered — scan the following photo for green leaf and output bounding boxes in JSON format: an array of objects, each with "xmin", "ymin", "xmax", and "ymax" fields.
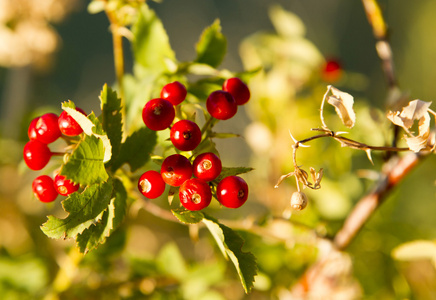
[
  {"xmin": 171, "ymin": 208, "xmax": 204, "ymax": 224},
  {"xmin": 99, "ymin": 84, "xmax": 123, "ymax": 162},
  {"xmin": 216, "ymin": 167, "xmax": 254, "ymax": 182},
  {"xmin": 110, "ymin": 127, "xmax": 157, "ymax": 172},
  {"xmin": 62, "ymin": 101, "xmax": 112, "ymax": 163},
  {"xmin": 132, "ymin": 3, "xmax": 175, "ymax": 74},
  {"xmin": 202, "ymin": 214, "xmax": 257, "ymax": 293},
  {"xmin": 157, "ymin": 242, "xmax": 188, "ymax": 280},
  {"xmin": 76, "ymin": 179, "xmax": 127, "ymax": 253},
  {"xmin": 195, "ymin": 19, "xmax": 227, "ymax": 68},
  {"xmin": 41, "ymin": 179, "xmax": 114, "ymax": 240},
  {"xmin": 60, "ymin": 135, "xmax": 109, "ymax": 185}
]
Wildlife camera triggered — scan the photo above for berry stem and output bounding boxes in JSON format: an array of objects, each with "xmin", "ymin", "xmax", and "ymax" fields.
[{"xmin": 51, "ymin": 152, "xmax": 66, "ymax": 156}]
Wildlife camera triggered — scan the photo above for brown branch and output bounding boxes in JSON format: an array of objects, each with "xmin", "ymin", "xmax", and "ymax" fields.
[
  {"xmin": 333, "ymin": 152, "xmax": 425, "ymax": 250},
  {"xmin": 361, "ymin": 0, "xmax": 397, "ymax": 90}
]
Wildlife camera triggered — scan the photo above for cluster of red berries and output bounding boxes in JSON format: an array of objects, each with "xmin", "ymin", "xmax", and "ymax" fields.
[
  {"xmin": 23, "ymin": 108, "xmax": 86, "ymax": 203},
  {"xmin": 138, "ymin": 78, "xmax": 251, "ymax": 211}
]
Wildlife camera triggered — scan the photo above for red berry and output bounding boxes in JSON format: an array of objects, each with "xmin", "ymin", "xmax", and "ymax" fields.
[
  {"xmin": 193, "ymin": 152, "xmax": 222, "ymax": 182},
  {"xmin": 206, "ymin": 90, "xmax": 237, "ymax": 120},
  {"xmin": 161, "ymin": 154, "xmax": 192, "ymax": 187},
  {"xmin": 23, "ymin": 140, "xmax": 52, "ymax": 170},
  {"xmin": 160, "ymin": 81, "xmax": 187, "ymax": 106},
  {"xmin": 32, "ymin": 175, "xmax": 58, "ymax": 203},
  {"xmin": 170, "ymin": 120, "xmax": 202, "ymax": 151},
  {"xmin": 35, "ymin": 113, "xmax": 62, "ymax": 144},
  {"xmin": 54, "ymin": 174, "xmax": 80, "ymax": 196},
  {"xmin": 58, "ymin": 107, "xmax": 86, "ymax": 136},
  {"xmin": 142, "ymin": 98, "xmax": 175, "ymax": 131},
  {"xmin": 138, "ymin": 170, "xmax": 166, "ymax": 199},
  {"xmin": 28, "ymin": 117, "xmax": 39, "ymax": 140},
  {"xmin": 216, "ymin": 176, "xmax": 248, "ymax": 208},
  {"xmin": 322, "ymin": 58, "xmax": 342, "ymax": 82},
  {"xmin": 179, "ymin": 178, "xmax": 211, "ymax": 211},
  {"xmin": 222, "ymin": 77, "xmax": 250, "ymax": 105}
]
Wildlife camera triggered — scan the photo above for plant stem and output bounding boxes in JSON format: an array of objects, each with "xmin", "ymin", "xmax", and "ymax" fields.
[
  {"xmin": 334, "ymin": 152, "xmax": 424, "ymax": 250},
  {"xmin": 104, "ymin": 4, "xmax": 127, "ymax": 139}
]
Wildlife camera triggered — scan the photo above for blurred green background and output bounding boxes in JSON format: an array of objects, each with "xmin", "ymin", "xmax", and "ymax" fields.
[{"xmin": 1, "ymin": 0, "xmax": 436, "ymax": 299}]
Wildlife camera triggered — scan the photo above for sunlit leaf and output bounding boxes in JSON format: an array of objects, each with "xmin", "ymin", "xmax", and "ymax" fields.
[
  {"xmin": 216, "ymin": 167, "xmax": 254, "ymax": 182},
  {"xmin": 76, "ymin": 179, "xmax": 127, "ymax": 253},
  {"xmin": 41, "ymin": 179, "xmax": 114, "ymax": 240},
  {"xmin": 172, "ymin": 208, "xmax": 204, "ymax": 224},
  {"xmin": 62, "ymin": 101, "xmax": 112, "ymax": 163},
  {"xmin": 392, "ymin": 240, "xmax": 436, "ymax": 262},
  {"xmin": 202, "ymin": 214, "xmax": 257, "ymax": 293},
  {"xmin": 99, "ymin": 84, "xmax": 123, "ymax": 162},
  {"xmin": 132, "ymin": 3, "xmax": 175, "ymax": 74},
  {"xmin": 60, "ymin": 135, "xmax": 109, "ymax": 185},
  {"xmin": 195, "ymin": 19, "xmax": 227, "ymax": 68},
  {"xmin": 387, "ymin": 100, "xmax": 432, "ymax": 129}
]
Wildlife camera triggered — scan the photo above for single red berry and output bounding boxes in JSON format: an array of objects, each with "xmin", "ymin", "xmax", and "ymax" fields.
[
  {"xmin": 58, "ymin": 107, "xmax": 86, "ymax": 136},
  {"xmin": 321, "ymin": 58, "xmax": 342, "ymax": 82},
  {"xmin": 28, "ymin": 117, "xmax": 39, "ymax": 140},
  {"xmin": 32, "ymin": 175, "xmax": 58, "ymax": 203},
  {"xmin": 160, "ymin": 81, "xmax": 187, "ymax": 106},
  {"xmin": 142, "ymin": 98, "xmax": 175, "ymax": 131},
  {"xmin": 222, "ymin": 77, "xmax": 250, "ymax": 105},
  {"xmin": 179, "ymin": 178, "xmax": 211, "ymax": 211},
  {"xmin": 170, "ymin": 120, "xmax": 202, "ymax": 151},
  {"xmin": 23, "ymin": 140, "xmax": 52, "ymax": 170},
  {"xmin": 193, "ymin": 152, "xmax": 222, "ymax": 182},
  {"xmin": 216, "ymin": 176, "xmax": 249, "ymax": 208},
  {"xmin": 206, "ymin": 90, "xmax": 237, "ymax": 120},
  {"xmin": 138, "ymin": 170, "xmax": 166, "ymax": 199},
  {"xmin": 54, "ymin": 174, "xmax": 80, "ymax": 196},
  {"xmin": 35, "ymin": 113, "xmax": 62, "ymax": 144},
  {"xmin": 160, "ymin": 154, "xmax": 192, "ymax": 187}
]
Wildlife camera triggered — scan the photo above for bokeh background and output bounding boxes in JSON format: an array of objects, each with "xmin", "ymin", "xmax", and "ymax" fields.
[{"xmin": 1, "ymin": 0, "xmax": 436, "ymax": 299}]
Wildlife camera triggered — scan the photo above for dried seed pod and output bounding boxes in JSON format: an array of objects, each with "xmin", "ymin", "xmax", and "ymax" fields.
[{"xmin": 290, "ymin": 191, "xmax": 308, "ymax": 211}]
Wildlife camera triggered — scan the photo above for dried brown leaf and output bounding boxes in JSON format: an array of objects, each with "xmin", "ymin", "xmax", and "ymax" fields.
[
  {"xmin": 405, "ymin": 112, "xmax": 431, "ymax": 152},
  {"xmin": 387, "ymin": 99, "xmax": 432, "ymax": 129},
  {"xmin": 328, "ymin": 87, "xmax": 356, "ymax": 128}
]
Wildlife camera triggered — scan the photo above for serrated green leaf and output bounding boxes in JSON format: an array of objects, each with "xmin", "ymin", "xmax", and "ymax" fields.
[
  {"xmin": 62, "ymin": 101, "xmax": 112, "ymax": 163},
  {"xmin": 195, "ymin": 19, "xmax": 227, "ymax": 68},
  {"xmin": 110, "ymin": 127, "xmax": 157, "ymax": 172},
  {"xmin": 132, "ymin": 3, "xmax": 175, "ymax": 74},
  {"xmin": 76, "ymin": 179, "xmax": 127, "ymax": 253},
  {"xmin": 202, "ymin": 214, "xmax": 257, "ymax": 293},
  {"xmin": 216, "ymin": 167, "xmax": 254, "ymax": 182},
  {"xmin": 171, "ymin": 208, "xmax": 204, "ymax": 224},
  {"xmin": 41, "ymin": 179, "xmax": 114, "ymax": 240},
  {"xmin": 99, "ymin": 84, "xmax": 123, "ymax": 161},
  {"xmin": 60, "ymin": 135, "xmax": 109, "ymax": 185}
]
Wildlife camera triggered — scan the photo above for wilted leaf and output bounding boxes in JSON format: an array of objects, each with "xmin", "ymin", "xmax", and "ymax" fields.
[
  {"xmin": 328, "ymin": 87, "xmax": 356, "ymax": 128},
  {"xmin": 387, "ymin": 100, "xmax": 432, "ymax": 129},
  {"xmin": 387, "ymin": 100, "xmax": 433, "ymax": 152}
]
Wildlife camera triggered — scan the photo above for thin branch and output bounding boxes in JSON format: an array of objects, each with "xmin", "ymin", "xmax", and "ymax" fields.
[{"xmin": 334, "ymin": 152, "xmax": 425, "ymax": 250}]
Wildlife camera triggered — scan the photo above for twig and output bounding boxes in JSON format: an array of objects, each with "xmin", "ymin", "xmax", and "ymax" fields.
[{"xmin": 334, "ymin": 152, "xmax": 424, "ymax": 250}]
